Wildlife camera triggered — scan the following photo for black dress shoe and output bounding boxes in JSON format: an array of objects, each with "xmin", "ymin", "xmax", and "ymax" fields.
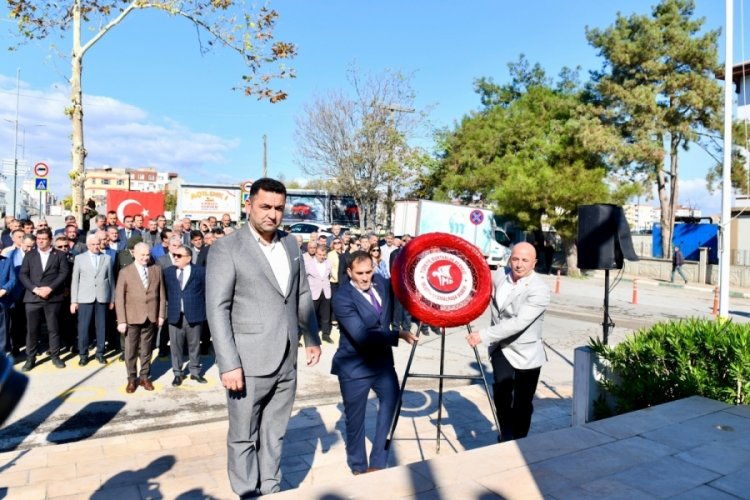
[
  {"xmin": 51, "ymin": 357, "xmax": 66, "ymax": 369},
  {"xmin": 22, "ymin": 358, "xmax": 35, "ymax": 372},
  {"xmin": 172, "ymin": 376, "xmax": 183, "ymax": 387},
  {"xmin": 96, "ymin": 354, "xmax": 106, "ymax": 364},
  {"xmin": 190, "ymin": 374, "xmax": 208, "ymax": 384},
  {"xmin": 78, "ymin": 356, "xmax": 88, "ymax": 366},
  {"xmin": 322, "ymin": 334, "xmax": 334, "ymax": 344}
]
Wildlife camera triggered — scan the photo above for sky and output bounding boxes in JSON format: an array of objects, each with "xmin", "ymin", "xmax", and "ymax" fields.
[{"xmin": 0, "ymin": 0, "xmax": 742, "ymax": 216}]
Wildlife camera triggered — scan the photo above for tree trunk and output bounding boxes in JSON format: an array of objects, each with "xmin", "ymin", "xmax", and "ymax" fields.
[
  {"xmin": 564, "ymin": 238, "xmax": 580, "ymax": 277},
  {"xmin": 71, "ymin": 0, "xmax": 86, "ymax": 223}
]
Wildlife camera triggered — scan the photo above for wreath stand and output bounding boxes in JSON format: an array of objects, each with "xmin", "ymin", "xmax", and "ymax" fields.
[{"xmin": 384, "ymin": 321, "xmax": 500, "ymax": 454}]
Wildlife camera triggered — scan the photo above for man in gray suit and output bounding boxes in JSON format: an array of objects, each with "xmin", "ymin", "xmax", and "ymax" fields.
[
  {"xmin": 467, "ymin": 242, "xmax": 550, "ymax": 442},
  {"xmin": 206, "ymin": 177, "xmax": 321, "ymax": 498},
  {"xmin": 70, "ymin": 234, "xmax": 115, "ymax": 365}
]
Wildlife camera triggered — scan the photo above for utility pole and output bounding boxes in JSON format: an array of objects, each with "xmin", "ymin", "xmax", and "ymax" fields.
[
  {"xmin": 12, "ymin": 69, "xmax": 20, "ymax": 218},
  {"xmin": 262, "ymin": 135, "xmax": 268, "ymax": 178}
]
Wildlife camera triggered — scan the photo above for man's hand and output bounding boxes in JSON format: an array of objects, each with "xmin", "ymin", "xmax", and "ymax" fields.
[
  {"xmin": 70, "ymin": 303, "xmax": 78, "ymax": 314},
  {"xmin": 0, "ymin": 289, "xmax": 7, "ymax": 298},
  {"xmin": 399, "ymin": 331, "xmax": 418, "ymax": 345},
  {"xmin": 36, "ymin": 286, "xmax": 52, "ymax": 299},
  {"xmin": 221, "ymin": 367, "xmax": 245, "ymax": 391},
  {"xmin": 158, "ymin": 317, "xmax": 164, "ymax": 327},
  {"xmin": 117, "ymin": 323, "xmax": 127, "ymax": 334},
  {"xmin": 109, "ymin": 302, "xmax": 115, "ymax": 310},
  {"xmin": 306, "ymin": 345, "xmax": 321, "ymax": 367},
  {"xmin": 466, "ymin": 331, "xmax": 482, "ymax": 348}
]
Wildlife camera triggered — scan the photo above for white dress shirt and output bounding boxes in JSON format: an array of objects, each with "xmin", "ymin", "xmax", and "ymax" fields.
[{"xmin": 248, "ymin": 225, "xmax": 289, "ymax": 294}]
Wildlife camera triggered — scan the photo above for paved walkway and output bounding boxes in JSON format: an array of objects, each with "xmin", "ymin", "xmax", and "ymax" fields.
[
  {"xmin": 3, "ymin": 386, "xmax": 749, "ymax": 499},
  {"xmin": 0, "ymin": 383, "xmax": 571, "ymax": 499}
]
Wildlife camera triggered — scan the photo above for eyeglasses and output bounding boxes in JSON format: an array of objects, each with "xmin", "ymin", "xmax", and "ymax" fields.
[
  {"xmin": 333, "ymin": 241, "xmax": 342, "ymax": 245},
  {"xmin": 371, "ymin": 249, "xmax": 380, "ymax": 253},
  {"xmin": 172, "ymin": 253, "xmax": 189, "ymax": 258},
  {"xmin": 55, "ymin": 245, "xmax": 68, "ymax": 249}
]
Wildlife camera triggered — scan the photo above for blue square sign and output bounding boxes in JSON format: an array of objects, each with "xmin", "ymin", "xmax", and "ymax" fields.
[{"xmin": 35, "ymin": 178, "xmax": 48, "ymax": 191}]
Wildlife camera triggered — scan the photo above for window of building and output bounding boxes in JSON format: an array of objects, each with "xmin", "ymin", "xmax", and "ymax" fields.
[{"xmin": 101, "ymin": 179, "xmax": 110, "ymax": 185}]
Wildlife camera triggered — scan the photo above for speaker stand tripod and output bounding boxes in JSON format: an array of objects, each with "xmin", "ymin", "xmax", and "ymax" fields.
[{"xmin": 385, "ymin": 322, "xmax": 500, "ymax": 454}]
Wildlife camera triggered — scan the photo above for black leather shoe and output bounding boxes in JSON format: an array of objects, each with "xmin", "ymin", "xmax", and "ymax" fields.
[
  {"xmin": 96, "ymin": 355, "xmax": 106, "ymax": 365},
  {"xmin": 171, "ymin": 376, "xmax": 183, "ymax": 387},
  {"xmin": 22, "ymin": 358, "xmax": 35, "ymax": 372},
  {"xmin": 190, "ymin": 374, "xmax": 208, "ymax": 384},
  {"xmin": 322, "ymin": 334, "xmax": 334, "ymax": 344},
  {"xmin": 51, "ymin": 357, "xmax": 66, "ymax": 369},
  {"xmin": 78, "ymin": 356, "xmax": 88, "ymax": 366}
]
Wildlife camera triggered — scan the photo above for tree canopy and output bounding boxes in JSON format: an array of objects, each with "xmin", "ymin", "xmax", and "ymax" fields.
[
  {"xmin": 7, "ymin": 0, "xmax": 296, "ymax": 221},
  {"xmin": 585, "ymin": 0, "xmax": 722, "ymax": 256},
  {"xmin": 294, "ymin": 67, "xmax": 428, "ymax": 230},
  {"xmin": 421, "ymin": 55, "xmax": 624, "ymax": 247}
]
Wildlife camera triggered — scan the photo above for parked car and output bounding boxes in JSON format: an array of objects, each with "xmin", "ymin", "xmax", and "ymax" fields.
[
  {"xmin": 288, "ymin": 222, "xmax": 349, "ymax": 242},
  {"xmin": 291, "ymin": 202, "xmax": 313, "ymax": 217}
]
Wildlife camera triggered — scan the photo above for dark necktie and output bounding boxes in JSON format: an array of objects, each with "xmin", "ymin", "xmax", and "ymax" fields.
[
  {"xmin": 177, "ymin": 268, "xmax": 184, "ymax": 289},
  {"xmin": 366, "ymin": 288, "xmax": 382, "ymax": 315}
]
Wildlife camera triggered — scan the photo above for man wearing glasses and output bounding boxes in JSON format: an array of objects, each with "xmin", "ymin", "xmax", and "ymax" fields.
[{"xmin": 163, "ymin": 245, "xmax": 207, "ymax": 386}]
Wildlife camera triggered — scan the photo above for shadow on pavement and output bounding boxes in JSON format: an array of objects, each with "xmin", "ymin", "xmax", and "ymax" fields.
[
  {"xmin": 0, "ymin": 364, "xmax": 108, "ymax": 452},
  {"xmin": 92, "ymin": 455, "xmax": 175, "ymax": 499},
  {"xmin": 47, "ymin": 400, "xmax": 126, "ymax": 445}
]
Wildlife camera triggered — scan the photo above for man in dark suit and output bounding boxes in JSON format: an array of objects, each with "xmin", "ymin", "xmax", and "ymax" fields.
[
  {"xmin": 331, "ymin": 250, "xmax": 417, "ymax": 475},
  {"xmin": 163, "ymin": 245, "xmax": 207, "ymax": 387},
  {"xmin": 117, "ymin": 215, "xmax": 137, "ymax": 243},
  {"xmin": 115, "ymin": 242, "xmax": 166, "ymax": 393},
  {"xmin": 70, "ymin": 234, "xmax": 115, "ymax": 366},
  {"xmin": 0, "ymin": 250, "xmax": 17, "ymax": 353},
  {"xmin": 19, "ymin": 228, "xmax": 71, "ymax": 371},
  {"xmin": 206, "ymin": 177, "xmax": 321, "ymax": 497}
]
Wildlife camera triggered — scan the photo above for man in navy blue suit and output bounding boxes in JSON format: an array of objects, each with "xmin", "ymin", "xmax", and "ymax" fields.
[
  {"xmin": 163, "ymin": 245, "xmax": 207, "ymax": 387},
  {"xmin": 331, "ymin": 250, "xmax": 417, "ymax": 475}
]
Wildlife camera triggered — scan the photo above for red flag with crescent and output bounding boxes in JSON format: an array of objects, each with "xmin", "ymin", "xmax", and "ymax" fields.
[{"xmin": 106, "ymin": 191, "xmax": 165, "ymax": 225}]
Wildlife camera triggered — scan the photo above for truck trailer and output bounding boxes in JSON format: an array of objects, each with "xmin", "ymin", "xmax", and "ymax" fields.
[{"xmin": 392, "ymin": 199, "xmax": 511, "ymax": 268}]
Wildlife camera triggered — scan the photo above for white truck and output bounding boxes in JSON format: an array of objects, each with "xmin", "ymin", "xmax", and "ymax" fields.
[
  {"xmin": 392, "ymin": 199, "xmax": 512, "ymax": 268},
  {"xmin": 176, "ymin": 183, "xmax": 242, "ymax": 222}
]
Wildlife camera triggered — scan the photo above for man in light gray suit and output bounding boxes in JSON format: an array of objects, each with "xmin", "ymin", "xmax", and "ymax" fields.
[
  {"xmin": 467, "ymin": 242, "xmax": 550, "ymax": 442},
  {"xmin": 206, "ymin": 177, "xmax": 321, "ymax": 498},
  {"xmin": 70, "ymin": 234, "xmax": 115, "ymax": 366}
]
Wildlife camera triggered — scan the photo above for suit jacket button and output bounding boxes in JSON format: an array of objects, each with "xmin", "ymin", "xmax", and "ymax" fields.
[{"xmin": 284, "ymin": 299, "xmax": 288, "ymax": 304}]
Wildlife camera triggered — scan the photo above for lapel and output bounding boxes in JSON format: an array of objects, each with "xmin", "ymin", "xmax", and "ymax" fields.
[
  {"xmin": 241, "ymin": 226, "xmax": 284, "ymax": 296},
  {"xmin": 371, "ymin": 278, "xmax": 389, "ymax": 322},
  {"xmin": 281, "ymin": 234, "xmax": 297, "ymax": 298}
]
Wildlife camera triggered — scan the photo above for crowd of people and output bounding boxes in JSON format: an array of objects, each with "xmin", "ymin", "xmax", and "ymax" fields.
[
  {"xmin": 2, "ymin": 181, "xmax": 551, "ymax": 497},
  {"xmin": 0, "ymin": 210, "xmax": 237, "ymax": 392}
]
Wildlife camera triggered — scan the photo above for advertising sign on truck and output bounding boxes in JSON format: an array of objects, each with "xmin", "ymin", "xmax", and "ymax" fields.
[
  {"xmin": 176, "ymin": 184, "xmax": 242, "ymax": 221},
  {"xmin": 393, "ymin": 199, "xmax": 511, "ymax": 268}
]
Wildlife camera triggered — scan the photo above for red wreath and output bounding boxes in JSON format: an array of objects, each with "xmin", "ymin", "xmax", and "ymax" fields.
[{"xmin": 391, "ymin": 232, "xmax": 492, "ymax": 328}]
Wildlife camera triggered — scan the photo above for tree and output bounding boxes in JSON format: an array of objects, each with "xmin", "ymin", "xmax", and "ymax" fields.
[
  {"xmin": 7, "ymin": 0, "xmax": 297, "ymax": 222},
  {"xmin": 294, "ymin": 67, "xmax": 427, "ymax": 230},
  {"xmin": 706, "ymin": 121, "xmax": 750, "ymax": 195},
  {"xmin": 421, "ymin": 55, "xmax": 629, "ymax": 273},
  {"xmin": 585, "ymin": 0, "xmax": 722, "ymax": 257}
]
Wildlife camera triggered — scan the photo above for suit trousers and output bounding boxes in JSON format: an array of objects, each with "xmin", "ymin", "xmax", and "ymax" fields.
[
  {"xmin": 9, "ymin": 299, "xmax": 25, "ymax": 355},
  {"xmin": 77, "ymin": 302, "xmax": 108, "ymax": 356},
  {"xmin": 226, "ymin": 340, "xmax": 296, "ymax": 497},
  {"xmin": 491, "ymin": 347, "xmax": 541, "ymax": 442},
  {"xmin": 313, "ymin": 296, "xmax": 331, "ymax": 336},
  {"xmin": 0, "ymin": 305, "xmax": 7, "ymax": 353},
  {"xmin": 168, "ymin": 314, "xmax": 202, "ymax": 376},
  {"xmin": 124, "ymin": 320, "xmax": 156, "ymax": 380},
  {"xmin": 26, "ymin": 302, "xmax": 62, "ymax": 358},
  {"xmin": 391, "ymin": 296, "xmax": 412, "ymax": 332},
  {"xmin": 338, "ymin": 368, "xmax": 399, "ymax": 473}
]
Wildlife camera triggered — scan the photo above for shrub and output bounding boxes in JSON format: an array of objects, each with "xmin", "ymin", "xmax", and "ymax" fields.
[{"xmin": 589, "ymin": 318, "xmax": 750, "ymax": 416}]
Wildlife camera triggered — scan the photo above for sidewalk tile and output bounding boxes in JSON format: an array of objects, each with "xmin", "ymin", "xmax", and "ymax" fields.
[
  {"xmin": 28, "ymin": 463, "xmax": 76, "ymax": 483},
  {"xmin": 0, "ymin": 468, "xmax": 29, "ymax": 488},
  {"xmin": 670, "ymin": 485, "xmax": 743, "ymax": 500},
  {"xmin": 610, "ymin": 456, "xmax": 720, "ymax": 497},
  {"xmin": 709, "ymin": 464, "xmax": 750, "ymax": 497},
  {"xmin": 45, "ymin": 473, "xmax": 101, "ymax": 497},
  {"xmin": 474, "ymin": 465, "xmax": 545, "ymax": 499},
  {"xmin": 676, "ymin": 441, "xmax": 750, "ymax": 475}
]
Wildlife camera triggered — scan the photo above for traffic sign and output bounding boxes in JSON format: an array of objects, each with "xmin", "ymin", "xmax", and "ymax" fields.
[
  {"xmin": 242, "ymin": 192, "xmax": 251, "ymax": 204},
  {"xmin": 469, "ymin": 209, "xmax": 484, "ymax": 225},
  {"xmin": 35, "ymin": 178, "xmax": 48, "ymax": 191},
  {"xmin": 241, "ymin": 180, "xmax": 253, "ymax": 193},
  {"xmin": 34, "ymin": 162, "xmax": 49, "ymax": 177}
]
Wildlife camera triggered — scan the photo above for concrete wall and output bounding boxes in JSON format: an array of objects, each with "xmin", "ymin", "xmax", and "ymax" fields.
[{"xmin": 616, "ymin": 255, "xmax": 750, "ymax": 288}]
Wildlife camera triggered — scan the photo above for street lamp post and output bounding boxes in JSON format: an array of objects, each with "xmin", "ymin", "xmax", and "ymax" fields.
[{"xmin": 11, "ymin": 69, "xmax": 20, "ymax": 218}]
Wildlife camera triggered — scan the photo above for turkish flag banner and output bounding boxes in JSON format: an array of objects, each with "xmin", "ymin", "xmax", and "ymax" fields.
[{"xmin": 106, "ymin": 191, "xmax": 165, "ymax": 225}]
